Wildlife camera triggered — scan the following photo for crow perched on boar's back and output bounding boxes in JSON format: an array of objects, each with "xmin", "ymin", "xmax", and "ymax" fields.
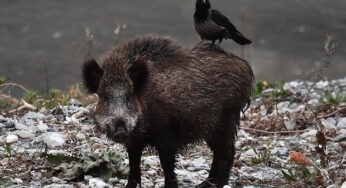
[
  {"xmin": 82, "ymin": 36, "xmax": 254, "ymax": 188},
  {"xmin": 194, "ymin": 0, "xmax": 252, "ymax": 45}
]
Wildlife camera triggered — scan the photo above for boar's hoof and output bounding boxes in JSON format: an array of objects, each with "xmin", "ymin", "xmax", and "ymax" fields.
[{"xmin": 196, "ymin": 180, "xmax": 217, "ymax": 188}]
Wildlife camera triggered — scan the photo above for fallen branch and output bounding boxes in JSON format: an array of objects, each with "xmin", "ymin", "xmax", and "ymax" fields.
[
  {"xmin": 316, "ymin": 107, "xmax": 346, "ymax": 120},
  {"xmin": 9, "ymin": 99, "xmax": 36, "ymax": 113},
  {"xmin": 241, "ymin": 127, "xmax": 308, "ymax": 134}
]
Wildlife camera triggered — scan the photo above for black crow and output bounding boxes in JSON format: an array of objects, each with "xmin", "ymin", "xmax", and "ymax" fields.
[{"xmin": 194, "ymin": 0, "xmax": 252, "ymax": 45}]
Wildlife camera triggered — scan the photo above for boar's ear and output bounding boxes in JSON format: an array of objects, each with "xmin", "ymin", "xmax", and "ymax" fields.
[
  {"xmin": 82, "ymin": 58, "xmax": 103, "ymax": 93},
  {"xmin": 128, "ymin": 60, "xmax": 148, "ymax": 93}
]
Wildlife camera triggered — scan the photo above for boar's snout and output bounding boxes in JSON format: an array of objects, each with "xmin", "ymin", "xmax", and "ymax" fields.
[{"xmin": 108, "ymin": 119, "xmax": 128, "ymax": 143}]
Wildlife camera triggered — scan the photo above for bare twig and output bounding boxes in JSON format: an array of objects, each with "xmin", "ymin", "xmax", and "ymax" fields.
[
  {"xmin": 0, "ymin": 83, "xmax": 29, "ymax": 94},
  {"xmin": 8, "ymin": 99, "xmax": 36, "ymax": 113},
  {"xmin": 316, "ymin": 107, "xmax": 346, "ymax": 120},
  {"xmin": 241, "ymin": 127, "xmax": 308, "ymax": 134}
]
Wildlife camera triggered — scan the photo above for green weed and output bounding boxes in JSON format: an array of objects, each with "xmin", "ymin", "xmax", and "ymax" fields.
[
  {"xmin": 281, "ymin": 162, "xmax": 320, "ymax": 181},
  {"xmin": 321, "ymin": 90, "xmax": 346, "ymax": 105},
  {"xmin": 251, "ymin": 148, "xmax": 274, "ymax": 165}
]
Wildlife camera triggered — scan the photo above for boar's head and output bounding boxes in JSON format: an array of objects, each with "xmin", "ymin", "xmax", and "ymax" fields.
[{"xmin": 82, "ymin": 58, "xmax": 147, "ymax": 143}]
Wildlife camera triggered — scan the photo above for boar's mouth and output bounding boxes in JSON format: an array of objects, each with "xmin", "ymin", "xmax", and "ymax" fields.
[{"xmin": 106, "ymin": 120, "xmax": 129, "ymax": 143}]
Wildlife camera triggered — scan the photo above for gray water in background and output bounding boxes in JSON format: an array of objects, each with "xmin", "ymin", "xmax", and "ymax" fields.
[{"xmin": 0, "ymin": 0, "xmax": 345, "ymax": 94}]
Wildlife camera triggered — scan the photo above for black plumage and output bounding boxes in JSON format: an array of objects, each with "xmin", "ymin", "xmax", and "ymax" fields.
[{"xmin": 194, "ymin": 0, "xmax": 252, "ymax": 45}]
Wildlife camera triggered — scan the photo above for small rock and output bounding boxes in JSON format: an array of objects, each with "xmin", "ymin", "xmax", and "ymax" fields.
[
  {"xmin": 4, "ymin": 122, "xmax": 15, "ymax": 128},
  {"xmin": 14, "ymin": 178, "xmax": 23, "ymax": 184},
  {"xmin": 277, "ymin": 101, "xmax": 290, "ymax": 112},
  {"xmin": 39, "ymin": 107, "xmax": 47, "ymax": 114},
  {"xmin": 12, "ymin": 130, "xmax": 35, "ymax": 138},
  {"xmin": 341, "ymin": 181, "xmax": 346, "ymax": 188},
  {"xmin": 0, "ymin": 123, "xmax": 4, "ymax": 129},
  {"xmin": 89, "ymin": 178, "xmax": 112, "ymax": 188},
  {"xmin": 321, "ymin": 118, "xmax": 337, "ymax": 130},
  {"xmin": 44, "ymin": 132, "xmax": 65, "ymax": 148},
  {"xmin": 70, "ymin": 98, "xmax": 83, "ymax": 107},
  {"xmin": 15, "ymin": 122, "xmax": 29, "ymax": 131},
  {"xmin": 334, "ymin": 133, "xmax": 346, "ymax": 142},
  {"xmin": 0, "ymin": 115, "xmax": 5, "ymax": 122},
  {"xmin": 271, "ymin": 147, "xmax": 288, "ymax": 155},
  {"xmin": 6, "ymin": 134, "xmax": 19, "ymax": 143},
  {"xmin": 223, "ymin": 186, "xmax": 232, "ymax": 188},
  {"xmin": 337, "ymin": 118, "xmax": 346, "ymax": 129},
  {"xmin": 108, "ymin": 177, "xmax": 119, "ymax": 183},
  {"xmin": 243, "ymin": 148, "xmax": 257, "ymax": 157},
  {"xmin": 43, "ymin": 184, "xmax": 74, "ymax": 188},
  {"xmin": 37, "ymin": 123, "xmax": 49, "ymax": 132},
  {"xmin": 75, "ymin": 133, "xmax": 85, "ymax": 140},
  {"xmin": 301, "ymin": 129, "xmax": 317, "ymax": 138},
  {"xmin": 72, "ymin": 111, "xmax": 84, "ymax": 119},
  {"xmin": 315, "ymin": 80, "xmax": 329, "ymax": 89},
  {"xmin": 28, "ymin": 125, "xmax": 39, "ymax": 134},
  {"xmin": 260, "ymin": 105, "xmax": 267, "ymax": 116},
  {"xmin": 307, "ymin": 99, "xmax": 319, "ymax": 105},
  {"xmin": 327, "ymin": 184, "xmax": 340, "ymax": 188},
  {"xmin": 23, "ymin": 111, "xmax": 46, "ymax": 120},
  {"xmin": 52, "ymin": 177, "xmax": 62, "ymax": 183}
]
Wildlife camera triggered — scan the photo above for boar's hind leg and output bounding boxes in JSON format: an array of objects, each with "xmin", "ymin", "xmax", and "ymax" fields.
[
  {"xmin": 158, "ymin": 145, "xmax": 178, "ymax": 188},
  {"xmin": 197, "ymin": 110, "xmax": 237, "ymax": 188},
  {"xmin": 126, "ymin": 145, "xmax": 144, "ymax": 188}
]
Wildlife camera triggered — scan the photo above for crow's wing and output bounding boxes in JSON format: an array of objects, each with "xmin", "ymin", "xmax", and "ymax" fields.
[{"xmin": 210, "ymin": 9, "xmax": 236, "ymax": 31}]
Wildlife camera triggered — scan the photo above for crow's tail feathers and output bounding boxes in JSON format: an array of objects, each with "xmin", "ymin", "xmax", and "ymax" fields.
[{"xmin": 229, "ymin": 31, "xmax": 252, "ymax": 45}]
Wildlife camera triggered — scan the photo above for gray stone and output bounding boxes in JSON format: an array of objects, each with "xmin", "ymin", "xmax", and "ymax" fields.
[
  {"xmin": 0, "ymin": 123, "xmax": 4, "ymax": 129},
  {"xmin": 28, "ymin": 125, "xmax": 39, "ymax": 134},
  {"xmin": 334, "ymin": 133, "xmax": 346, "ymax": 142},
  {"xmin": 271, "ymin": 147, "xmax": 288, "ymax": 155},
  {"xmin": 321, "ymin": 118, "xmax": 337, "ymax": 130},
  {"xmin": 301, "ymin": 129, "xmax": 317, "ymax": 138},
  {"xmin": 51, "ymin": 177, "xmax": 62, "ymax": 183},
  {"xmin": 337, "ymin": 118, "xmax": 346, "ymax": 129},
  {"xmin": 37, "ymin": 123, "xmax": 49, "ymax": 132},
  {"xmin": 12, "ymin": 130, "xmax": 35, "ymax": 138},
  {"xmin": 70, "ymin": 98, "xmax": 83, "ymax": 107},
  {"xmin": 315, "ymin": 80, "xmax": 329, "ymax": 89},
  {"xmin": 23, "ymin": 111, "xmax": 46, "ymax": 120},
  {"xmin": 6, "ymin": 134, "xmax": 19, "ymax": 143},
  {"xmin": 0, "ymin": 115, "xmax": 5, "ymax": 122},
  {"xmin": 15, "ymin": 122, "xmax": 29, "ymax": 131},
  {"xmin": 4, "ymin": 122, "xmax": 15, "ymax": 128}
]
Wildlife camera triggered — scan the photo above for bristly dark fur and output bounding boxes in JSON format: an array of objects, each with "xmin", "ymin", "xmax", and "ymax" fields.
[
  {"xmin": 83, "ymin": 36, "xmax": 254, "ymax": 188},
  {"xmin": 82, "ymin": 58, "xmax": 103, "ymax": 93},
  {"xmin": 194, "ymin": 0, "xmax": 252, "ymax": 45}
]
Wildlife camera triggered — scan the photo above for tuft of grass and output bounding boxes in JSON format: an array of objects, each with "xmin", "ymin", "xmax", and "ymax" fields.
[
  {"xmin": 251, "ymin": 80, "xmax": 291, "ymax": 102},
  {"xmin": 251, "ymin": 148, "xmax": 274, "ymax": 165},
  {"xmin": 0, "ymin": 76, "xmax": 10, "ymax": 85},
  {"xmin": 281, "ymin": 162, "xmax": 320, "ymax": 182},
  {"xmin": 0, "ymin": 177, "xmax": 14, "ymax": 187},
  {"xmin": 0, "ymin": 143, "xmax": 12, "ymax": 157},
  {"xmin": 24, "ymin": 90, "xmax": 38, "ymax": 104},
  {"xmin": 321, "ymin": 90, "xmax": 346, "ymax": 105}
]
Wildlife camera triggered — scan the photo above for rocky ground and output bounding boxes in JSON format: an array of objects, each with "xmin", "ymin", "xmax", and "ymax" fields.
[{"xmin": 1, "ymin": 78, "xmax": 346, "ymax": 188}]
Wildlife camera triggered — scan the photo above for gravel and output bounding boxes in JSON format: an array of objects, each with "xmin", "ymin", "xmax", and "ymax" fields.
[{"xmin": 1, "ymin": 78, "xmax": 345, "ymax": 187}]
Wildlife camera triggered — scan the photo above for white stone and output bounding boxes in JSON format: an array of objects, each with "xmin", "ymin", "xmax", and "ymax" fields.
[
  {"xmin": 89, "ymin": 178, "xmax": 112, "ymax": 188},
  {"xmin": 15, "ymin": 122, "xmax": 28, "ymax": 131},
  {"xmin": 316, "ymin": 80, "xmax": 329, "ymax": 89},
  {"xmin": 28, "ymin": 125, "xmax": 39, "ymax": 134},
  {"xmin": 191, "ymin": 157, "xmax": 206, "ymax": 167},
  {"xmin": 223, "ymin": 186, "xmax": 232, "ymax": 188},
  {"xmin": 43, "ymin": 184, "xmax": 74, "ymax": 188},
  {"xmin": 327, "ymin": 184, "xmax": 340, "ymax": 188},
  {"xmin": 44, "ymin": 132, "xmax": 65, "ymax": 148},
  {"xmin": 271, "ymin": 147, "xmax": 288, "ymax": 155},
  {"xmin": 260, "ymin": 105, "xmax": 267, "ymax": 116},
  {"xmin": 52, "ymin": 177, "xmax": 62, "ymax": 183},
  {"xmin": 321, "ymin": 118, "xmax": 337, "ymax": 130},
  {"xmin": 243, "ymin": 148, "xmax": 257, "ymax": 157},
  {"xmin": 284, "ymin": 117, "xmax": 295, "ymax": 130},
  {"xmin": 14, "ymin": 178, "xmax": 23, "ymax": 184},
  {"xmin": 6, "ymin": 134, "xmax": 18, "ymax": 143},
  {"xmin": 308, "ymin": 99, "xmax": 319, "ymax": 105},
  {"xmin": 301, "ymin": 129, "xmax": 317, "ymax": 138},
  {"xmin": 341, "ymin": 181, "xmax": 346, "ymax": 188},
  {"xmin": 37, "ymin": 123, "xmax": 49, "ymax": 132},
  {"xmin": 337, "ymin": 118, "xmax": 346, "ymax": 129},
  {"xmin": 277, "ymin": 101, "xmax": 290, "ymax": 113},
  {"xmin": 12, "ymin": 130, "xmax": 35, "ymax": 138},
  {"xmin": 76, "ymin": 133, "xmax": 85, "ymax": 140}
]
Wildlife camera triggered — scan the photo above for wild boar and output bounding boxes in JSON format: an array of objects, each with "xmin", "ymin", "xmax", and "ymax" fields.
[{"xmin": 82, "ymin": 36, "xmax": 254, "ymax": 188}]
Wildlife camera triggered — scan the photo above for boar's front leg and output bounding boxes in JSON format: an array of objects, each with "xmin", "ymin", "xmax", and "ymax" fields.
[
  {"xmin": 157, "ymin": 145, "xmax": 178, "ymax": 188},
  {"xmin": 126, "ymin": 144, "xmax": 144, "ymax": 188}
]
